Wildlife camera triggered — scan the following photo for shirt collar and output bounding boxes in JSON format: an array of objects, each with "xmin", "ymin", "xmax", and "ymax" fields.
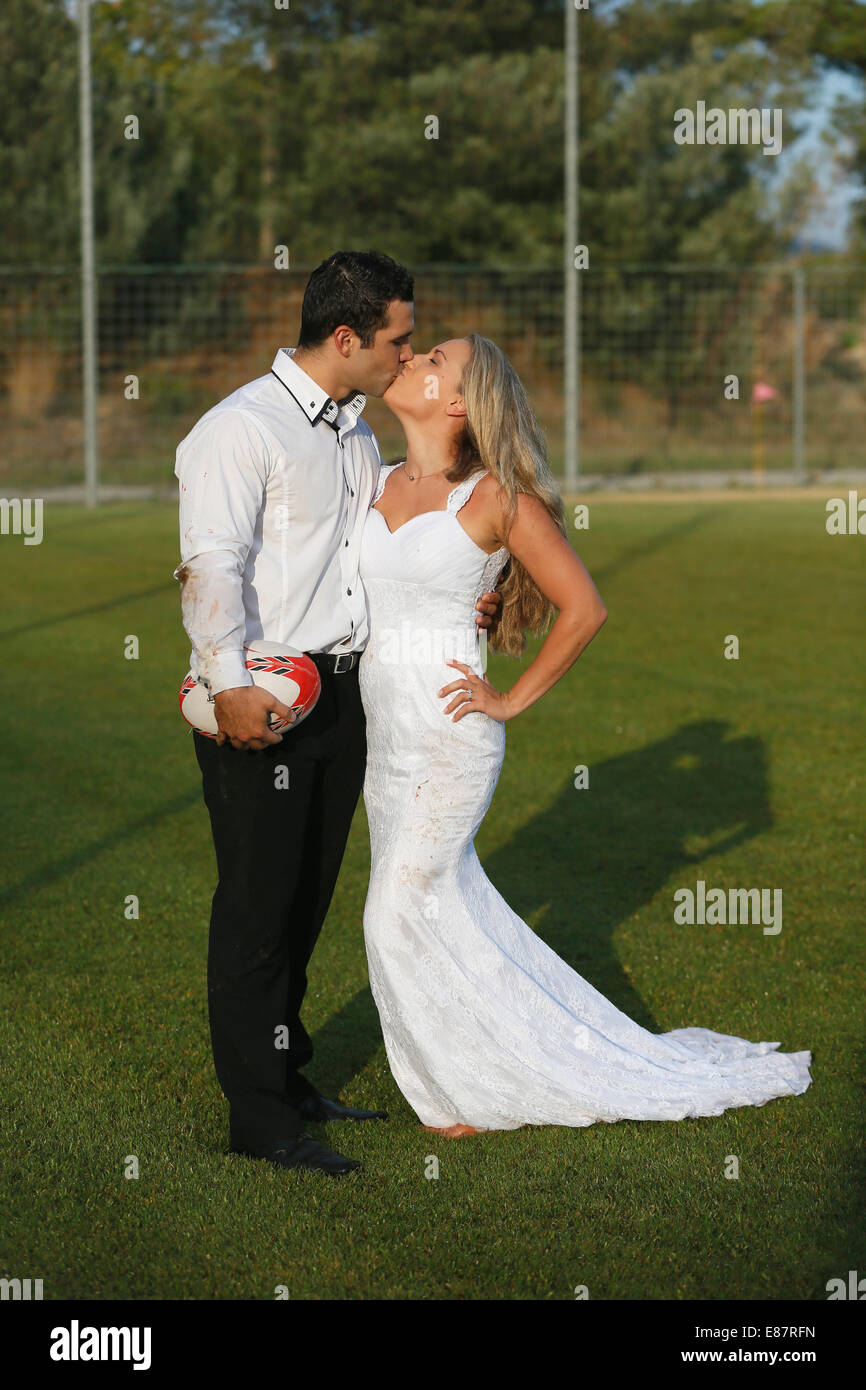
[{"xmin": 270, "ymin": 347, "xmax": 366, "ymax": 431}]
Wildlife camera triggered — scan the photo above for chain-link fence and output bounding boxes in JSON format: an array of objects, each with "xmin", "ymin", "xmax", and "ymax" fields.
[{"xmin": 1, "ymin": 263, "xmax": 864, "ymax": 491}]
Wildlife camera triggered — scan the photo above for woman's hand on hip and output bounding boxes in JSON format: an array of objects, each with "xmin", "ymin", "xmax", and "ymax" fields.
[{"xmin": 437, "ymin": 659, "xmax": 516, "ymax": 722}]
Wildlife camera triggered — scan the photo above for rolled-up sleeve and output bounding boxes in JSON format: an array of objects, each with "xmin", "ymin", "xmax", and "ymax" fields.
[{"xmin": 173, "ymin": 409, "xmax": 272, "ymax": 695}]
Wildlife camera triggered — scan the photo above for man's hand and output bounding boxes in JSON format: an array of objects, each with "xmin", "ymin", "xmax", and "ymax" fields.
[
  {"xmin": 213, "ymin": 685, "xmax": 296, "ymax": 751},
  {"xmin": 475, "ymin": 589, "xmax": 502, "ymax": 630}
]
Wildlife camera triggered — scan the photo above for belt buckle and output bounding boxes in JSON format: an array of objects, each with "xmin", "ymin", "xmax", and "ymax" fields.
[{"xmin": 332, "ymin": 651, "xmax": 354, "ymax": 673}]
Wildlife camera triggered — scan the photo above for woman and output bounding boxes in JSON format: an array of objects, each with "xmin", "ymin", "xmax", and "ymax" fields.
[{"xmin": 357, "ymin": 333, "xmax": 812, "ymax": 1137}]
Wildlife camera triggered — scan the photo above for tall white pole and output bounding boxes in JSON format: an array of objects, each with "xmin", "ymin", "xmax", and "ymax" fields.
[
  {"xmin": 79, "ymin": 0, "xmax": 99, "ymax": 507},
  {"xmin": 792, "ymin": 265, "xmax": 806, "ymax": 484},
  {"xmin": 564, "ymin": 1, "xmax": 579, "ymax": 492}
]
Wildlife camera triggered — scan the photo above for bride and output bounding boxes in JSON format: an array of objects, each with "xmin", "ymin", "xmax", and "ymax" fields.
[{"xmin": 357, "ymin": 333, "xmax": 812, "ymax": 1137}]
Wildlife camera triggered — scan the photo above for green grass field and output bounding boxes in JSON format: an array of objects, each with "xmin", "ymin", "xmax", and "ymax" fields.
[{"xmin": 1, "ymin": 493, "xmax": 863, "ymax": 1301}]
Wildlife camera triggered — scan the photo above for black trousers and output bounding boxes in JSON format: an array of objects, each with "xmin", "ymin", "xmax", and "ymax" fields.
[{"xmin": 193, "ymin": 665, "xmax": 367, "ymax": 1151}]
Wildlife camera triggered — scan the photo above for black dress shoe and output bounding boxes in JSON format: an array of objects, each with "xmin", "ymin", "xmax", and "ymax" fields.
[
  {"xmin": 232, "ymin": 1133, "xmax": 360, "ymax": 1176},
  {"xmin": 297, "ymin": 1093, "xmax": 389, "ymax": 1124}
]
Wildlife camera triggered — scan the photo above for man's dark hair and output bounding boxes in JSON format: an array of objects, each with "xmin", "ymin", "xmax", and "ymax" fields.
[{"xmin": 297, "ymin": 250, "xmax": 414, "ymax": 351}]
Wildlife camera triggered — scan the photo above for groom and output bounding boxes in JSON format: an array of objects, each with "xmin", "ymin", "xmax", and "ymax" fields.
[{"xmin": 174, "ymin": 250, "xmax": 500, "ymax": 1177}]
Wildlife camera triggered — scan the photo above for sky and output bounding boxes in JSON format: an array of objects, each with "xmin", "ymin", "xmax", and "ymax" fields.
[{"xmin": 785, "ymin": 68, "xmax": 863, "ymax": 249}]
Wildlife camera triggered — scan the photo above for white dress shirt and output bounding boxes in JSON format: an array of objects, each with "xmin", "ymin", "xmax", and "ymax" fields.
[{"xmin": 173, "ymin": 347, "xmax": 382, "ymax": 694}]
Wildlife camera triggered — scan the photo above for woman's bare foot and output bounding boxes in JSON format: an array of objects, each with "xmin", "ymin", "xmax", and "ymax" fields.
[{"xmin": 421, "ymin": 1122, "xmax": 483, "ymax": 1138}]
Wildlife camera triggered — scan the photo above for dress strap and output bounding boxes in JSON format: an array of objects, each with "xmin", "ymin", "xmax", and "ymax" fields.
[
  {"xmin": 372, "ymin": 459, "xmax": 403, "ymax": 505},
  {"xmin": 446, "ymin": 469, "xmax": 488, "ymax": 514}
]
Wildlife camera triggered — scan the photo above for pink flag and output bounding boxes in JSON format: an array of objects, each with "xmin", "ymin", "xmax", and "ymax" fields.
[{"xmin": 751, "ymin": 381, "xmax": 779, "ymax": 404}]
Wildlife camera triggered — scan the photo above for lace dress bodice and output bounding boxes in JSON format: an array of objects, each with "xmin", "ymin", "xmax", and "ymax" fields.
[{"xmin": 364, "ymin": 461, "xmax": 509, "ymax": 602}]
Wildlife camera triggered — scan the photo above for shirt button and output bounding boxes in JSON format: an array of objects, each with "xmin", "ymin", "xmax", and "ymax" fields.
[
  {"xmin": 344, "ymin": 539, "xmax": 349, "ymax": 546},
  {"xmin": 347, "ymin": 587, "xmax": 352, "ymax": 595},
  {"xmin": 350, "ymin": 489, "xmax": 354, "ymax": 496}
]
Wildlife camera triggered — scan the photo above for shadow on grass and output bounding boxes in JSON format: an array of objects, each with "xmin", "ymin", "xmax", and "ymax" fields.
[
  {"xmin": 0, "ymin": 582, "xmax": 174, "ymax": 642},
  {"xmin": 0, "ymin": 789, "xmax": 203, "ymax": 909},
  {"xmin": 589, "ymin": 505, "xmax": 726, "ymax": 587},
  {"xmin": 310, "ymin": 716, "xmax": 771, "ymax": 1097}
]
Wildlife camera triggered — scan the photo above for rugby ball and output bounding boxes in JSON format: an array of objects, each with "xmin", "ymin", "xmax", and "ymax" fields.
[{"xmin": 179, "ymin": 642, "xmax": 321, "ymax": 739}]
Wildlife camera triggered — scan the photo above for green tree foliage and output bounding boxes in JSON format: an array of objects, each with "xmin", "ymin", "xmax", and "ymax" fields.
[
  {"xmin": 0, "ymin": 0, "xmax": 79, "ymax": 261},
  {"xmin": 0, "ymin": 0, "xmax": 857, "ymax": 266}
]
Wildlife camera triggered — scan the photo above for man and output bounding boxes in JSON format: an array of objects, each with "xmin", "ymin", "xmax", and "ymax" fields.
[{"xmin": 174, "ymin": 250, "xmax": 500, "ymax": 1177}]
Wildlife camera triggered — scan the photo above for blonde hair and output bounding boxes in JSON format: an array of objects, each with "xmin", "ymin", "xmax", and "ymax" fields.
[{"xmin": 444, "ymin": 333, "xmax": 566, "ymax": 657}]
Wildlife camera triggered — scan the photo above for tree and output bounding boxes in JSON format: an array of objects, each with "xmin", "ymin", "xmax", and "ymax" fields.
[{"xmin": 0, "ymin": 0, "xmax": 844, "ymax": 266}]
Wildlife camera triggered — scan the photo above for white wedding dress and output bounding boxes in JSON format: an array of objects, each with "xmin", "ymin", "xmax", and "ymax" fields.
[{"xmin": 358, "ymin": 461, "xmax": 813, "ymax": 1130}]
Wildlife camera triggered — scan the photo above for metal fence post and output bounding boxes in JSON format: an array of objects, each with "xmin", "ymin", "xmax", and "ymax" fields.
[
  {"xmin": 792, "ymin": 265, "xmax": 806, "ymax": 484},
  {"xmin": 78, "ymin": 0, "xmax": 99, "ymax": 507},
  {"xmin": 563, "ymin": 1, "xmax": 579, "ymax": 493}
]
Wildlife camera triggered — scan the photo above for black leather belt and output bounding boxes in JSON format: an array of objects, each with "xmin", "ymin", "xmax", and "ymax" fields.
[{"xmin": 308, "ymin": 649, "xmax": 363, "ymax": 674}]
